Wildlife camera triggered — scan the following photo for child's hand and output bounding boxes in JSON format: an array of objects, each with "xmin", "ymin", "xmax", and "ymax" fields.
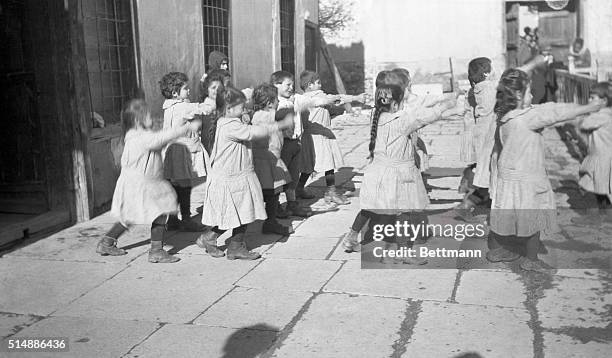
[
  {"xmin": 199, "ymin": 101, "xmax": 216, "ymax": 115},
  {"xmin": 442, "ymin": 97, "xmax": 458, "ymax": 110},
  {"xmin": 276, "ymin": 115, "xmax": 294, "ymax": 131},
  {"xmin": 187, "ymin": 118, "xmax": 202, "ymax": 132}
]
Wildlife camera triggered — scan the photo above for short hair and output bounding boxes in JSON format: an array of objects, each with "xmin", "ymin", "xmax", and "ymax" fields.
[
  {"xmin": 468, "ymin": 57, "xmax": 492, "ymax": 86},
  {"xmin": 524, "ymin": 26, "xmax": 531, "ymax": 35},
  {"xmin": 159, "ymin": 72, "xmax": 189, "ymax": 99},
  {"xmin": 590, "ymin": 82, "xmax": 612, "ymax": 107},
  {"xmin": 252, "ymin": 83, "xmax": 278, "ymax": 111},
  {"xmin": 574, "ymin": 38, "xmax": 584, "ymax": 46},
  {"xmin": 121, "ymin": 99, "xmax": 149, "ymax": 134},
  {"xmin": 200, "ymin": 72, "xmax": 226, "ymax": 100},
  {"xmin": 299, "ymin": 70, "xmax": 320, "ymax": 91},
  {"xmin": 270, "ymin": 70, "xmax": 294, "ymax": 85},
  {"xmin": 275, "ymin": 107, "xmax": 294, "ymax": 122}
]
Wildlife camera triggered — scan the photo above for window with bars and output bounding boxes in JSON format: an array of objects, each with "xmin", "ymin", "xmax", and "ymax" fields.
[
  {"xmin": 304, "ymin": 22, "xmax": 318, "ymax": 71},
  {"xmin": 82, "ymin": 0, "xmax": 138, "ymax": 126},
  {"xmin": 279, "ymin": 0, "xmax": 295, "ymax": 74},
  {"xmin": 202, "ymin": 0, "xmax": 230, "ymax": 71}
]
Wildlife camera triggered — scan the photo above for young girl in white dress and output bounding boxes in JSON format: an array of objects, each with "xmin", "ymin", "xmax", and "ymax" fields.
[
  {"xmin": 251, "ymin": 83, "xmax": 294, "ymax": 235},
  {"xmin": 160, "ymin": 72, "xmax": 215, "ymax": 231},
  {"xmin": 572, "ymin": 82, "xmax": 612, "ymax": 225},
  {"xmin": 96, "ymin": 99, "xmax": 200, "ymax": 263},
  {"xmin": 196, "ymin": 87, "xmax": 294, "ymax": 260},
  {"xmin": 298, "ymin": 70, "xmax": 366, "ymax": 205},
  {"xmin": 488, "ymin": 67, "xmax": 602, "ymax": 273},
  {"xmin": 340, "ymin": 84, "xmax": 456, "ymax": 264}
]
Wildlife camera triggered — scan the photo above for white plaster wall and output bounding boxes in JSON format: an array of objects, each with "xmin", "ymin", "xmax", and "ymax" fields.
[{"xmin": 582, "ymin": 0, "xmax": 612, "ymax": 65}]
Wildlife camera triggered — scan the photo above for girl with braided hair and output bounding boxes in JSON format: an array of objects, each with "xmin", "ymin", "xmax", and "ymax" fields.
[
  {"xmin": 196, "ymin": 86, "xmax": 295, "ymax": 260},
  {"xmin": 340, "ymin": 83, "xmax": 456, "ymax": 263},
  {"xmin": 487, "ymin": 65, "xmax": 602, "ymax": 273}
]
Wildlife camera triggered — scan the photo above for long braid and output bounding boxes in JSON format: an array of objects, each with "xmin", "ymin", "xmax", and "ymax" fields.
[
  {"xmin": 366, "ymin": 84, "xmax": 404, "ymax": 161},
  {"xmin": 368, "ymin": 107, "xmax": 382, "ymax": 160}
]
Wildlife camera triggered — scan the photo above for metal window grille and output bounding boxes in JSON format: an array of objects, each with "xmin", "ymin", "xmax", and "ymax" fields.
[
  {"xmin": 202, "ymin": 0, "xmax": 230, "ymax": 71},
  {"xmin": 304, "ymin": 23, "xmax": 318, "ymax": 71},
  {"xmin": 82, "ymin": 0, "xmax": 138, "ymax": 125},
  {"xmin": 280, "ymin": 0, "xmax": 295, "ymax": 74}
]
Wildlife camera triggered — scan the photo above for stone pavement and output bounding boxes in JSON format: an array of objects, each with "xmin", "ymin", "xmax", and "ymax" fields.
[{"xmin": 1, "ymin": 111, "xmax": 611, "ymax": 358}]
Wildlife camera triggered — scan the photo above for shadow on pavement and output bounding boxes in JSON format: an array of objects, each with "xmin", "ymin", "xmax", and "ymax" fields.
[{"xmin": 221, "ymin": 323, "xmax": 279, "ymax": 358}]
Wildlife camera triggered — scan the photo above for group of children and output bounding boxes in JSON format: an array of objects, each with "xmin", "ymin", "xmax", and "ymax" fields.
[
  {"xmin": 340, "ymin": 54, "xmax": 609, "ymax": 274},
  {"xmin": 96, "ymin": 50, "xmax": 612, "ymax": 273},
  {"xmin": 96, "ymin": 57, "xmax": 366, "ymax": 263}
]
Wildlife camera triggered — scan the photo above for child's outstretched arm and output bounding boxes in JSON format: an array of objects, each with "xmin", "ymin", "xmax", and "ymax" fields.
[
  {"xmin": 299, "ymin": 93, "xmax": 341, "ymax": 110},
  {"xmin": 227, "ymin": 115, "xmax": 294, "ymax": 142},
  {"xmin": 145, "ymin": 122, "xmax": 199, "ymax": 151},
  {"xmin": 527, "ymin": 102, "xmax": 603, "ymax": 131},
  {"xmin": 337, "ymin": 93, "xmax": 367, "ymax": 105},
  {"xmin": 579, "ymin": 111, "xmax": 609, "ymax": 131},
  {"xmin": 399, "ymin": 98, "xmax": 457, "ymax": 135}
]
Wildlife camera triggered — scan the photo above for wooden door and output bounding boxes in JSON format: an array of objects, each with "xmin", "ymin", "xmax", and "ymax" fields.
[
  {"xmin": 538, "ymin": 10, "xmax": 576, "ymax": 64},
  {"xmin": 0, "ymin": 0, "xmax": 48, "ymax": 214},
  {"xmin": 505, "ymin": 3, "xmax": 520, "ymax": 68}
]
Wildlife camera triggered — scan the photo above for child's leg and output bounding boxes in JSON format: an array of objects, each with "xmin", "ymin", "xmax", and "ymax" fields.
[
  {"xmin": 341, "ymin": 210, "xmax": 374, "ymax": 252},
  {"xmin": 148, "ymin": 215, "xmax": 180, "ymax": 263},
  {"xmin": 519, "ymin": 232, "xmax": 554, "ymax": 274},
  {"xmin": 485, "ymin": 231, "xmax": 520, "ymax": 263},
  {"xmin": 281, "ymin": 139, "xmax": 310, "ymax": 217},
  {"xmin": 262, "ymin": 191, "xmax": 293, "ymax": 235},
  {"xmin": 595, "ymin": 194, "xmax": 611, "ymax": 209},
  {"xmin": 296, "ymin": 172, "xmax": 315, "ymax": 199},
  {"xmin": 175, "ymin": 185, "xmax": 205, "ymax": 232},
  {"xmin": 96, "ymin": 222, "xmax": 128, "ymax": 256},
  {"xmin": 394, "ymin": 212, "xmax": 427, "ymax": 265},
  {"xmin": 227, "ymin": 224, "xmax": 261, "ymax": 260},
  {"xmin": 196, "ymin": 226, "xmax": 226, "ymax": 258},
  {"xmin": 324, "ymin": 169, "xmax": 350, "ymax": 205}
]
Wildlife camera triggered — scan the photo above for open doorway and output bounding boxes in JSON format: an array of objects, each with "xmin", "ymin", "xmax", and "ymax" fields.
[{"xmin": 505, "ymin": 0, "xmax": 581, "ymax": 68}]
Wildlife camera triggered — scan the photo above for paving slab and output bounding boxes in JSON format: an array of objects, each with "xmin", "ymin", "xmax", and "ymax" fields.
[
  {"xmin": 454, "ymin": 270, "xmax": 526, "ymax": 308},
  {"xmin": 4, "ymin": 223, "xmax": 152, "ymax": 264},
  {"xmin": 125, "ymin": 323, "xmax": 278, "ymax": 358},
  {"xmin": 291, "ymin": 209, "xmax": 356, "ymax": 238},
  {"xmin": 236, "ymin": 258, "xmax": 341, "ymax": 292},
  {"xmin": 0, "ymin": 257, "xmax": 124, "ymax": 316},
  {"xmin": 324, "ymin": 260, "xmax": 457, "ymax": 301},
  {"xmin": 538, "ymin": 276, "xmax": 612, "ymax": 329},
  {"xmin": 5, "ymin": 316, "xmax": 158, "ymax": 358},
  {"xmin": 542, "ymin": 332, "xmax": 611, "ymax": 358},
  {"xmin": 403, "ymin": 301, "xmax": 532, "ymax": 358},
  {"xmin": 0, "ymin": 313, "xmax": 42, "ymax": 338},
  {"xmin": 193, "ymin": 287, "xmax": 312, "ymax": 331},
  {"xmin": 270, "ymin": 293, "xmax": 405, "ymax": 358},
  {"xmin": 56, "ymin": 255, "xmax": 257, "ymax": 323},
  {"xmin": 263, "ymin": 236, "xmax": 339, "ymax": 260}
]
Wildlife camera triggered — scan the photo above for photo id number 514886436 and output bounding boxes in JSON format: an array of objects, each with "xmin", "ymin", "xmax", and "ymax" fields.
[{"xmin": 2, "ymin": 337, "xmax": 69, "ymax": 352}]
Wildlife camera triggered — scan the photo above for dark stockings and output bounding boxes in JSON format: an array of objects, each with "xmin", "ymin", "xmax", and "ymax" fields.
[
  {"xmin": 525, "ymin": 232, "xmax": 541, "ymax": 261},
  {"xmin": 325, "ymin": 170, "xmax": 335, "ymax": 187},
  {"xmin": 595, "ymin": 194, "xmax": 611, "ymax": 209},
  {"xmin": 106, "ymin": 223, "xmax": 127, "ymax": 240},
  {"xmin": 298, "ymin": 172, "xmax": 310, "ymax": 189},
  {"xmin": 173, "ymin": 185, "xmax": 193, "ymax": 220},
  {"xmin": 263, "ymin": 190, "xmax": 279, "ymax": 223}
]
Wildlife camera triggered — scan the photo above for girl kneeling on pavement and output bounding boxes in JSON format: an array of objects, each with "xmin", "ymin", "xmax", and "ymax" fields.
[
  {"xmin": 196, "ymin": 86, "xmax": 294, "ymax": 260},
  {"xmin": 97, "ymin": 99, "xmax": 201, "ymax": 263}
]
